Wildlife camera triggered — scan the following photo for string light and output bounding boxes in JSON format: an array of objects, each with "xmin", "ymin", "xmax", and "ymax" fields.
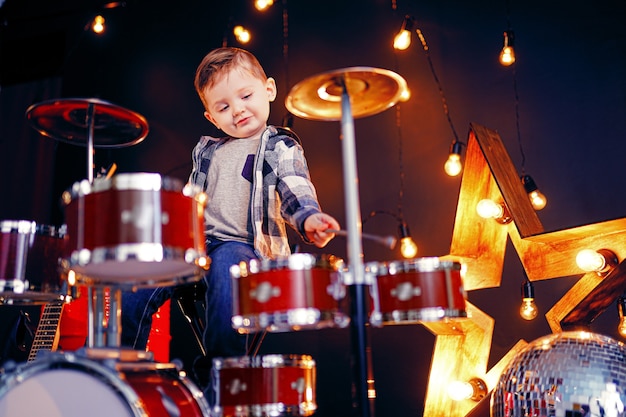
[
  {"xmin": 363, "ymin": 211, "xmax": 418, "ymax": 259},
  {"xmin": 398, "ymin": 222, "xmax": 418, "ymax": 259},
  {"xmin": 91, "ymin": 15, "xmax": 105, "ymax": 34},
  {"xmin": 444, "ymin": 141, "xmax": 464, "ymax": 177},
  {"xmin": 393, "ymin": 16, "xmax": 464, "ymax": 177},
  {"xmin": 393, "ymin": 15, "xmax": 414, "ymax": 50},
  {"xmin": 575, "ymin": 249, "xmax": 618, "ymax": 275},
  {"xmin": 447, "ymin": 378, "xmax": 488, "ymax": 402},
  {"xmin": 476, "ymin": 199, "xmax": 512, "ymax": 224},
  {"xmin": 520, "ymin": 280, "xmax": 538, "ymax": 321},
  {"xmin": 499, "ymin": 30, "xmax": 516, "ymax": 66},
  {"xmin": 617, "ymin": 296, "xmax": 626, "ymax": 338},
  {"xmin": 254, "ymin": 0, "xmax": 274, "ymax": 11},
  {"xmin": 521, "ymin": 174, "xmax": 547, "ymax": 210},
  {"xmin": 233, "ymin": 25, "xmax": 251, "ymax": 44}
]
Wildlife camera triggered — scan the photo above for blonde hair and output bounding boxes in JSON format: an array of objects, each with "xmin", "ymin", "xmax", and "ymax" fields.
[{"xmin": 194, "ymin": 47, "xmax": 268, "ymax": 111}]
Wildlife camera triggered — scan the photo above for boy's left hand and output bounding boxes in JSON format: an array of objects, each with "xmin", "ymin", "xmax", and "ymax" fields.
[{"xmin": 304, "ymin": 213, "xmax": 340, "ymax": 248}]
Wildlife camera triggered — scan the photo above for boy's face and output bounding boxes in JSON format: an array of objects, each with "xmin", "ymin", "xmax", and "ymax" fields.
[{"xmin": 203, "ymin": 68, "xmax": 276, "ymax": 140}]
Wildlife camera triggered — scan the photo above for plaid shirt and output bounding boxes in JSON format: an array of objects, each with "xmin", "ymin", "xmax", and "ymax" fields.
[{"xmin": 188, "ymin": 125, "xmax": 322, "ymax": 258}]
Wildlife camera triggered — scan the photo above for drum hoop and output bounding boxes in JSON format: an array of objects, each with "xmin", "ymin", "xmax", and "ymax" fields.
[
  {"xmin": 0, "ymin": 352, "xmax": 145, "ymax": 417},
  {"xmin": 0, "ymin": 220, "xmax": 37, "ymax": 234},
  {"xmin": 366, "ymin": 257, "xmax": 462, "ymax": 275},
  {"xmin": 69, "ymin": 244, "xmax": 202, "ymax": 266},
  {"xmin": 214, "ymin": 354, "xmax": 315, "ymax": 370},
  {"xmin": 64, "ymin": 173, "xmax": 185, "ymax": 200},
  {"xmin": 245, "ymin": 253, "xmax": 343, "ymax": 275},
  {"xmin": 0, "ymin": 351, "xmax": 211, "ymax": 417}
]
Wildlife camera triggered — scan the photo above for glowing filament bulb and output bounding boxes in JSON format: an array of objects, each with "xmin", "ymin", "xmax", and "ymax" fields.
[
  {"xmin": 476, "ymin": 199, "xmax": 504, "ymax": 219},
  {"xmin": 444, "ymin": 154, "xmax": 462, "ymax": 177},
  {"xmin": 529, "ymin": 190, "xmax": 547, "ymax": 210},
  {"xmin": 576, "ymin": 249, "xmax": 606, "ymax": 272},
  {"xmin": 92, "ymin": 15, "xmax": 105, "ymax": 34},
  {"xmin": 394, "ymin": 29, "xmax": 411, "ymax": 50},
  {"xmin": 499, "ymin": 46, "xmax": 515, "ymax": 66},
  {"xmin": 520, "ymin": 298, "xmax": 538, "ymax": 320},
  {"xmin": 233, "ymin": 25, "xmax": 251, "ymax": 44},
  {"xmin": 400, "ymin": 237, "xmax": 418, "ymax": 259},
  {"xmin": 254, "ymin": 0, "xmax": 274, "ymax": 11}
]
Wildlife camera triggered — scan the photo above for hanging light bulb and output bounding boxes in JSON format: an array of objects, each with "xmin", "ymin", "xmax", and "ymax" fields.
[
  {"xmin": 444, "ymin": 141, "xmax": 464, "ymax": 177},
  {"xmin": 254, "ymin": 0, "xmax": 274, "ymax": 11},
  {"xmin": 476, "ymin": 199, "xmax": 511, "ymax": 224},
  {"xmin": 393, "ymin": 15, "xmax": 414, "ymax": 51},
  {"xmin": 575, "ymin": 249, "xmax": 618, "ymax": 275},
  {"xmin": 91, "ymin": 15, "xmax": 105, "ymax": 34},
  {"xmin": 233, "ymin": 25, "xmax": 251, "ymax": 44},
  {"xmin": 398, "ymin": 222, "xmax": 418, "ymax": 259},
  {"xmin": 447, "ymin": 378, "xmax": 488, "ymax": 402},
  {"xmin": 499, "ymin": 30, "xmax": 516, "ymax": 66},
  {"xmin": 618, "ymin": 296, "xmax": 626, "ymax": 338},
  {"xmin": 521, "ymin": 175, "xmax": 547, "ymax": 210},
  {"xmin": 520, "ymin": 280, "xmax": 538, "ymax": 321}
]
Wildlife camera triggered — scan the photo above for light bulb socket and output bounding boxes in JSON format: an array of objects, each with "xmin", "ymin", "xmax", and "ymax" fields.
[
  {"xmin": 468, "ymin": 378, "xmax": 488, "ymax": 402},
  {"xmin": 594, "ymin": 249, "xmax": 619, "ymax": 275},
  {"xmin": 521, "ymin": 280, "xmax": 535, "ymax": 299},
  {"xmin": 398, "ymin": 222, "xmax": 411, "ymax": 239},
  {"xmin": 521, "ymin": 175, "xmax": 539, "ymax": 193},
  {"xmin": 618, "ymin": 296, "xmax": 626, "ymax": 316},
  {"xmin": 449, "ymin": 141, "xmax": 464, "ymax": 156},
  {"xmin": 503, "ymin": 29, "xmax": 515, "ymax": 47},
  {"xmin": 401, "ymin": 15, "xmax": 415, "ymax": 32}
]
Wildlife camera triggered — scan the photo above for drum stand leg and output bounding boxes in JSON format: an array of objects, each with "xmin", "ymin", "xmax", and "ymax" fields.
[
  {"xmin": 338, "ymin": 77, "xmax": 375, "ymax": 417},
  {"xmin": 87, "ymin": 286, "xmax": 121, "ymax": 348}
]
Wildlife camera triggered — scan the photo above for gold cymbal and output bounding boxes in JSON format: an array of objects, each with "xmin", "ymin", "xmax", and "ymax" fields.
[
  {"xmin": 285, "ymin": 67, "xmax": 409, "ymax": 121},
  {"xmin": 26, "ymin": 98, "xmax": 149, "ymax": 148}
]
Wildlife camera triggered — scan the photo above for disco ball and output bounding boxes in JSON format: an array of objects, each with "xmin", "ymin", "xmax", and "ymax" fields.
[{"xmin": 491, "ymin": 331, "xmax": 626, "ymax": 417}]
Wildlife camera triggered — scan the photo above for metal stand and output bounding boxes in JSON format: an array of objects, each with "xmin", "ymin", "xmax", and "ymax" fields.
[{"xmin": 339, "ymin": 77, "xmax": 374, "ymax": 417}]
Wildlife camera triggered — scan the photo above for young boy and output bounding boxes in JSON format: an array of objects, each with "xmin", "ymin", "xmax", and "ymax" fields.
[{"xmin": 121, "ymin": 47, "xmax": 340, "ymax": 382}]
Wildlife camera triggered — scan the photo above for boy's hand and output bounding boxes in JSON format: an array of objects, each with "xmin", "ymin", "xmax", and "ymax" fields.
[{"xmin": 304, "ymin": 213, "xmax": 340, "ymax": 248}]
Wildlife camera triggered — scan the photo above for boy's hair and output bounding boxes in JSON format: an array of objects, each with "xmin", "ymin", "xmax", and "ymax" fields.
[{"xmin": 194, "ymin": 47, "xmax": 268, "ymax": 111}]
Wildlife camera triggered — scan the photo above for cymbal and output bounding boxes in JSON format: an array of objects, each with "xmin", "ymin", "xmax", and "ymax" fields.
[
  {"xmin": 26, "ymin": 98, "xmax": 149, "ymax": 148},
  {"xmin": 285, "ymin": 67, "xmax": 409, "ymax": 121}
]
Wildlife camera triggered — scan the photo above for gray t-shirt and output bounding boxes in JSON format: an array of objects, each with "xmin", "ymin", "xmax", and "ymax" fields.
[{"xmin": 204, "ymin": 138, "xmax": 260, "ymax": 244}]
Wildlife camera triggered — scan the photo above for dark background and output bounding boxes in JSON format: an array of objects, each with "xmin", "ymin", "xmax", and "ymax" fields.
[{"xmin": 1, "ymin": 1, "xmax": 625, "ymax": 416}]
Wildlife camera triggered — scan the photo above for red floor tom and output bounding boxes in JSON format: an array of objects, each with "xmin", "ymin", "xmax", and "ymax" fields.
[
  {"xmin": 231, "ymin": 253, "xmax": 349, "ymax": 333},
  {"xmin": 212, "ymin": 354, "xmax": 316, "ymax": 417},
  {"xmin": 0, "ymin": 220, "xmax": 69, "ymax": 305},
  {"xmin": 62, "ymin": 173, "xmax": 208, "ymax": 287},
  {"xmin": 367, "ymin": 257, "xmax": 467, "ymax": 326}
]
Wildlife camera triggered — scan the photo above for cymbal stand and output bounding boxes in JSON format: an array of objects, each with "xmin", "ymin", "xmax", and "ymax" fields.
[
  {"xmin": 338, "ymin": 75, "xmax": 375, "ymax": 417},
  {"xmin": 86, "ymin": 101, "xmax": 95, "ymax": 183}
]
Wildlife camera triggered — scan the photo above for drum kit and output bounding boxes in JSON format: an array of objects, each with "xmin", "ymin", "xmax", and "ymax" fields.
[{"xmin": 0, "ymin": 67, "xmax": 467, "ymax": 417}]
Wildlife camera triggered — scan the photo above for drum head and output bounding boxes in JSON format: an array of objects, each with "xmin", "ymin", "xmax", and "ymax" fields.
[{"xmin": 0, "ymin": 367, "xmax": 133, "ymax": 417}]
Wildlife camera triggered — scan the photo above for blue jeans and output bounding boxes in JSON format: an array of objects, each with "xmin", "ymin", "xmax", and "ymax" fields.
[{"xmin": 121, "ymin": 240, "xmax": 257, "ymax": 360}]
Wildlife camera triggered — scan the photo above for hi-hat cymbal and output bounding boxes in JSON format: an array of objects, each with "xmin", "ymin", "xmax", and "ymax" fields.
[
  {"xmin": 285, "ymin": 67, "xmax": 409, "ymax": 121},
  {"xmin": 26, "ymin": 98, "xmax": 149, "ymax": 148}
]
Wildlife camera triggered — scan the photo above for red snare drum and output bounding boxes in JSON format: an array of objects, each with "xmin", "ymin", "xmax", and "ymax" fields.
[
  {"xmin": 212, "ymin": 354, "xmax": 316, "ymax": 417},
  {"xmin": 0, "ymin": 220, "xmax": 69, "ymax": 305},
  {"xmin": 62, "ymin": 173, "xmax": 208, "ymax": 287},
  {"xmin": 0, "ymin": 351, "xmax": 210, "ymax": 417},
  {"xmin": 230, "ymin": 253, "xmax": 349, "ymax": 333},
  {"xmin": 367, "ymin": 257, "xmax": 467, "ymax": 326}
]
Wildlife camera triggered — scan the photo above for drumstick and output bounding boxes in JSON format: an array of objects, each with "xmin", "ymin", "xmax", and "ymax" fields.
[{"xmin": 326, "ymin": 229, "xmax": 397, "ymax": 250}]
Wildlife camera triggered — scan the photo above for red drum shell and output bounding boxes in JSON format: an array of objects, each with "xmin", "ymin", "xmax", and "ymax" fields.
[
  {"xmin": 0, "ymin": 353, "xmax": 210, "ymax": 417},
  {"xmin": 367, "ymin": 257, "xmax": 467, "ymax": 325},
  {"xmin": 212, "ymin": 354, "xmax": 316, "ymax": 417},
  {"xmin": 0, "ymin": 220, "xmax": 68, "ymax": 305},
  {"xmin": 231, "ymin": 253, "xmax": 349, "ymax": 333},
  {"xmin": 62, "ymin": 173, "xmax": 207, "ymax": 287}
]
